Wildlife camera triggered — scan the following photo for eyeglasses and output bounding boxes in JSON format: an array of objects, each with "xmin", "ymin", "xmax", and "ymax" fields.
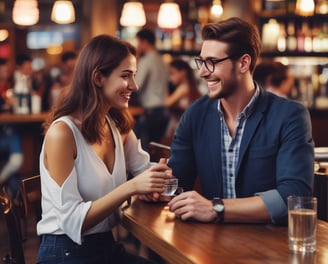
[{"xmin": 194, "ymin": 56, "xmax": 232, "ymax": 73}]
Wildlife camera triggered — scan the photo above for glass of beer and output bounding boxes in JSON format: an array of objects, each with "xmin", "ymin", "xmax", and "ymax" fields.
[{"xmin": 288, "ymin": 196, "xmax": 317, "ymax": 253}]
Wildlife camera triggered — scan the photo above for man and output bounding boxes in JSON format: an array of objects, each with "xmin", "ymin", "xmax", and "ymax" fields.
[
  {"xmin": 134, "ymin": 28, "xmax": 169, "ymax": 151},
  {"xmin": 49, "ymin": 51, "xmax": 77, "ymax": 107},
  {"xmin": 166, "ymin": 17, "xmax": 314, "ymax": 225},
  {"xmin": 266, "ymin": 61, "xmax": 295, "ymax": 98}
]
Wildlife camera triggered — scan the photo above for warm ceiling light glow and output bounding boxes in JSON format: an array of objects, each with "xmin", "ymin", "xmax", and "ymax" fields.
[
  {"xmin": 46, "ymin": 45, "xmax": 63, "ymax": 55},
  {"xmin": 295, "ymin": 0, "xmax": 315, "ymax": 16},
  {"xmin": 0, "ymin": 29, "xmax": 9, "ymax": 42},
  {"xmin": 210, "ymin": 0, "xmax": 223, "ymax": 21},
  {"xmin": 120, "ymin": 2, "xmax": 146, "ymax": 27},
  {"xmin": 12, "ymin": 0, "xmax": 39, "ymax": 26},
  {"xmin": 157, "ymin": 2, "xmax": 182, "ymax": 29},
  {"xmin": 51, "ymin": 1, "xmax": 76, "ymax": 24}
]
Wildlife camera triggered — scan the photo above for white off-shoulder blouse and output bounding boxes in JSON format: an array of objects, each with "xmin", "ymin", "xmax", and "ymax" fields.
[{"xmin": 37, "ymin": 116, "xmax": 151, "ymax": 244}]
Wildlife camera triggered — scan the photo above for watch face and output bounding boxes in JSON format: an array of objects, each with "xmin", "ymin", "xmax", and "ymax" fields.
[{"xmin": 213, "ymin": 203, "xmax": 224, "ymax": 212}]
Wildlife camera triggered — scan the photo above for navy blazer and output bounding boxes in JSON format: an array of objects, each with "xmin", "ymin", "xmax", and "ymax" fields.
[{"xmin": 168, "ymin": 89, "xmax": 314, "ymax": 224}]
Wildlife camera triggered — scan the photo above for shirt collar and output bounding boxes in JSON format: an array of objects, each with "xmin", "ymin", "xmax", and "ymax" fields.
[{"xmin": 217, "ymin": 83, "xmax": 260, "ymax": 119}]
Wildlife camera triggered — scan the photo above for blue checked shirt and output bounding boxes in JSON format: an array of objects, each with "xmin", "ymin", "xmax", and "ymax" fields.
[{"xmin": 218, "ymin": 86, "xmax": 260, "ymax": 198}]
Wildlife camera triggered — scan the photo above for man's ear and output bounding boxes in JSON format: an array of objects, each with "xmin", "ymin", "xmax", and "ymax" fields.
[{"xmin": 239, "ymin": 54, "xmax": 251, "ymax": 73}]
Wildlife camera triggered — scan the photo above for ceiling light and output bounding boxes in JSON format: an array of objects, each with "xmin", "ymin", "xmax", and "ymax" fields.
[
  {"xmin": 120, "ymin": 2, "xmax": 146, "ymax": 27},
  {"xmin": 0, "ymin": 29, "xmax": 9, "ymax": 42},
  {"xmin": 157, "ymin": 2, "xmax": 182, "ymax": 29},
  {"xmin": 12, "ymin": 0, "xmax": 39, "ymax": 26},
  {"xmin": 51, "ymin": 1, "xmax": 76, "ymax": 24},
  {"xmin": 295, "ymin": 0, "xmax": 315, "ymax": 16},
  {"xmin": 210, "ymin": 0, "xmax": 223, "ymax": 21}
]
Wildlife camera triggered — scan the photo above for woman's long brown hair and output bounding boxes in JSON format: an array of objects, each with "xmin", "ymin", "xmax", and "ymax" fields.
[{"xmin": 43, "ymin": 35, "xmax": 136, "ymax": 144}]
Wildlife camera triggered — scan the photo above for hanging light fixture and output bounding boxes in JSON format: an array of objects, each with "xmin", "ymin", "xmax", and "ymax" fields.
[
  {"xmin": 157, "ymin": 2, "xmax": 182, "ymax": 29},
  {"xmin": 0, "ymin": 29, "xmax": 9, "ymax": 42},
  {"xmin": 210, "ymin": 0, "xmax": 223, "ymax": 21},
  {"xmin": 51, "ymin": 0, "xmax": 76, "ymax": 24},
  {"xmin": 295, "ymin": 0, "xmax": 315, "ymax": 16},
  {"xmin": 120, "ymin": 1, "xmax": 146, "ymax": 27},
  {"xmin": 12, "ymin": 0, "xmax": 39, "ymax": 26}
]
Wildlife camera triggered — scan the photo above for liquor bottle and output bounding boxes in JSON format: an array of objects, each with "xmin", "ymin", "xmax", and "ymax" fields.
[
  {"xmin": 277, "ymin": 23, "xmax": 287, "ymax": 52},
  {"xmin": 303, "ymin": 22, "xmax": 313, "ymax": 52},
  {"xmin": 312, "ymin": 24, "xmax": 321, "ymax": 52},
  {"xmin": 296, "ymin": 23, "xmax": 305, "ymax": 52},
  {"xmin": 320, "ymin": 22, "xmax": 328, "ymax": 52},
  {"xmin": 287, "ymin": 22, "xmax": 297, "ymax": 51}
]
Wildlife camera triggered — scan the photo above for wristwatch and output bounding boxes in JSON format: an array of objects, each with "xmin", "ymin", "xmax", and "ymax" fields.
[{"xmin": 212, "ymin": 197, "xmax": 225, "ymax": 223}]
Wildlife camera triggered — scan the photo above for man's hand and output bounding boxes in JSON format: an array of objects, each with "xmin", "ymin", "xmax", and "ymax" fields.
[{"xmin": 168, "ymin": 191, "xmax": 217, "ymax": 222}]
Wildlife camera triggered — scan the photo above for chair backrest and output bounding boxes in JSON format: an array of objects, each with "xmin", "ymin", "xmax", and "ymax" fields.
[
  {"xmin": 0, "ymin": 189, "xmax": 25, "ymax": 264},
  {"xmin": 20, "ymin": 175, "xmax": 41, "ymax": 221},
  {"xmin": 148, "ymin": 141, "xmax": 202, "ymax": 193},
  {"xmin": 149, "ymin": 141, "xmax": 171, "ymax": 162},
  {"xmin": 313, "ymin": 172, "xmax": 328, "ymax": 221}
]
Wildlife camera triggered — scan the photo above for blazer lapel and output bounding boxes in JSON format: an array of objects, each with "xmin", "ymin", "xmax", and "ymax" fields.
[
  {"xmin": 236, "ymin": 91, "xmax": 270, "ymax": 175},
  {"xmin": 207, "ymin": 100, "xmax": 223, "ymax": 196}
]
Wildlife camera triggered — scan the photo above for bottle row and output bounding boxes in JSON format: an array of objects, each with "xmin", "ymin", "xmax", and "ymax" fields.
[{"xmin": 262, "ymin": 19, "xmax": 328, "ymax": 53}]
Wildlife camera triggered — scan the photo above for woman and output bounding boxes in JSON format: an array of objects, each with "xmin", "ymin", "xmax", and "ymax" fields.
[
  {"xmin": 165, "ymin": 59, "xmax": 201, "ymax": 142},
  {"xmin": 37, "ymin": 35, "xmax": 171, "ymax": 263}
]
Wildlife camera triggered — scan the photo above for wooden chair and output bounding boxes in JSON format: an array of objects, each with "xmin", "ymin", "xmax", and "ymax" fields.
[
  {"xmin": 20, "ymin": 175, "xmax": 41, "ymax": 222},
  {"xmin": 313, "ymin": 172, "xmax": 328, "ymax": 221},
  {"xmin": 149, "ymin": 141, "xmax": 171, "ymax": 162},
  {"xmin": 0, "ymin": 187, "xmax": 25, "ymax": 264},
  {"xmin": 148, "ymin": 141, "xmax": 202, "ymax": 193}
]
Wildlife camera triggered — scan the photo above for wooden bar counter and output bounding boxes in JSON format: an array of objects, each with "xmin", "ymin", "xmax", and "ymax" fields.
[
  {"xmin": 121, "ymin": 199, "xmax": 328, "ymax": 264},
  {"xmin": 0, "ymin": 112, "xmax": 49, "ymax": 178},
  {"xmin": 0, "ymin": 108, "xmax": 142, "ymax": 178}
]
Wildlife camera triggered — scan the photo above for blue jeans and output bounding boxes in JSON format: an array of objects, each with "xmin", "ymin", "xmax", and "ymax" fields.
[{"xmin": 37, "ymin": 232, "xmax": 156, "ymax": 264}]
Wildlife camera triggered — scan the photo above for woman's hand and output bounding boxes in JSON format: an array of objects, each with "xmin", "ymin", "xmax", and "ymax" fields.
[{"xmin": 132, "ymin": 158, "xmax": 172, "ymax": 196}]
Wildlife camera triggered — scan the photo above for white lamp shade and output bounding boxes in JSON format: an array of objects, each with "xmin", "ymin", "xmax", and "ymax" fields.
[
  {"xmin": 210, "ymin": 0, "xmax": 223, "ymax": 20},
  {"xmin": 12, "ymin": 0, "xmax": 39, "ymax": 26},
  {"xmin": 296, "ymin": 0, "xmax": 315, "ymax": 16},
  {"xmin": 120, "ymin": 2, "xmax": 146, "ymax": 27},
  {"xmin": 157, "ymin": 3, "xmax": 182, "ymax": 29},
  {"xmin": 51, "ymin": 1, "xmax": 76, "ymax": 24},
  {"xmin": 0, "ymin": 29, "xmax": 9, "ymax": 42}
]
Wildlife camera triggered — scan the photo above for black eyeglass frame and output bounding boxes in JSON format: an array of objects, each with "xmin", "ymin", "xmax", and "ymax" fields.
[{"xmin": 194, "ymin": 55, "xmax": 236, "ymax": 73}]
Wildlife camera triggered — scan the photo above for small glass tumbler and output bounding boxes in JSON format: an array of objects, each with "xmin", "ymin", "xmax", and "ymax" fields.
[
  {"xmin": 288, "ymin": 196, "xmax": 317, "ymax": 253},
  {"xmin": 161, "ymin": 178, "xmax": 178, "ymax": 196}
]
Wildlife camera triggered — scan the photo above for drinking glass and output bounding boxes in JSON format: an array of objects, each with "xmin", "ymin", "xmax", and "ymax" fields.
[
  {"xmin": 161, "ymin": 178, "xmax": 178, "ymax": 196},
  {"xmin": 288, "ymin": 196, "xmax": 317, "ymax": 253}
]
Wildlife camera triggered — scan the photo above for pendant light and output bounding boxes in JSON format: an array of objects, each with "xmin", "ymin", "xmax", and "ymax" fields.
[
  {"xmin": 51, "ymin": 0, "xmax": 76, "ymax": 24},
  {"xmin": 157, "ymin": 2, "xmax": 182, "ymax": 29},
  {"xmin": 210, "ymin": 0, "xmax": 223, "ymax": 21},
  {"xmin": 12, "ymin": 0, "xmax": 39, "ymax": 26},
  {"xmin": 295, "ymin": 0, "xmax": 315, "ymax": 16},
  {"xmin": 120, "ymin": 1, "xmax": 146, "ymax": 27},
  {"xmin": 0, "ymin": 29, "xmax": 9, "ymax": 42}
]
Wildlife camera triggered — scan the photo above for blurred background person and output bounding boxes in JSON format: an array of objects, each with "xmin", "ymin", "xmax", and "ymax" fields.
[
  {"xmin": 13, "ymin": 53, "xmax": 44, "ymax": 114},
  {"xmin": 254, "ymin": 61, "xmax": 295, "ymax": 99},
  {"xmin": 267, "ymin": 61, "xmax": 295, "ymax": 98},
  {"xmin": 0, "ymin": 58, "xmax": 13, "ymax": 112},
  {"xmin": 164, "ymin": 58, "xmax": 201, "ymax": 143},
  {"xmin": 49, "ymin": 51, "xmax": 77, "ymax": 108},
  {"xmin": 133, "ymin": 28, "xmax": 169, "ymax": 151},
  {"xmin": 253, "ymin": 61, "xmax": 273, "ymax": 90},
  {"xmin": 0, "ymin": 58, "xmax": 23, "ymax": 200}
]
